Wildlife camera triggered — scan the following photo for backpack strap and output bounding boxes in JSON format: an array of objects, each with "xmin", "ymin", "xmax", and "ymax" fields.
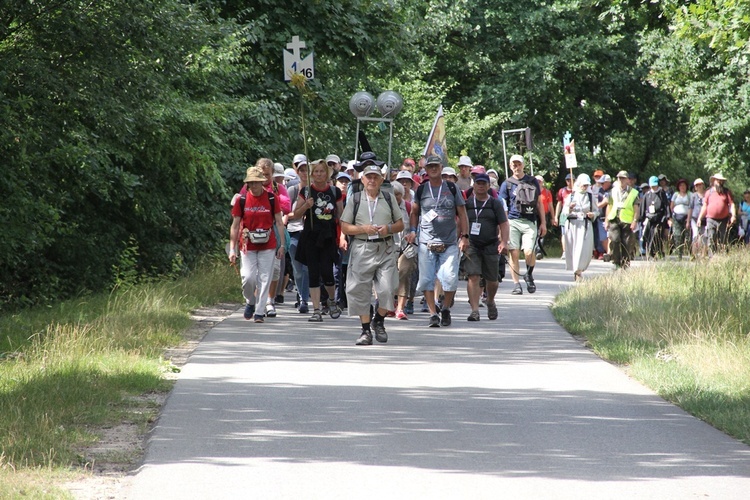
[
  {"xmin": 351, "ymin": 190, "xmax": 397, "ymax": 223},
  {"xmin": 415, "ymin": 181, "xmax": 458, "ymax": 215}
]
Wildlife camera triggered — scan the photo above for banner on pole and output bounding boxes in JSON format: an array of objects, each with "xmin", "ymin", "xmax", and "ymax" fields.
[
  {"xmin": 564, "ymin": 139, "xmax": 577, "ymax": 170},
  {"xmin": 422, "ymin": 105, "xmax": 448, "ymax": 167}
]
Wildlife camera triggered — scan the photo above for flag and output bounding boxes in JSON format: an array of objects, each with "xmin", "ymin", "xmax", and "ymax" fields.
[
  {"xmin": 422, "ymin": 105, "xmax": 448, "ymax": 167},
  {"xmin": 564, "ymin": 139, "xmax": 577, "ymax": 170}
]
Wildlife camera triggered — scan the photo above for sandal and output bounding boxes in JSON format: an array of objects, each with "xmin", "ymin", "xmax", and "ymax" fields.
[
  {"xmin": 308, "ymin": 310, "xmax": 323, "ymax": 322},
  {"xmin": 327, "ymin": 299, "xmax": 341, "ymax": 319}
]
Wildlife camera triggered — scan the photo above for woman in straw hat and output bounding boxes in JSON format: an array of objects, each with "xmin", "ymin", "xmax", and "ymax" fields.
[{"xmin": 229, "ymin": 166, "xmax": 286, "ymax": 323}]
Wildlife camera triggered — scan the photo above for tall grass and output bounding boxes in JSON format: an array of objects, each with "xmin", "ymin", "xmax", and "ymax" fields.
[
  {"xmin": 553, "ymin": 248, "xmax": 750, "ymax": 444},
  {"xmin": 0, "ymin": 259, "xmax": 238, "ymax": 474}
]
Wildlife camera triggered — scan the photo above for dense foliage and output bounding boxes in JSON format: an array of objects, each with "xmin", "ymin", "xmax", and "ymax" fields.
[{"xmin": 1, "ymin": 0, "xmax": 747, "ymax": 310}]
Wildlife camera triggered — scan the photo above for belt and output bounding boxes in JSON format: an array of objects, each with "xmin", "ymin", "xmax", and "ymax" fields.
[{"xmin": 357, "ymin": 237, "xmax": 392, "ymax": 243}]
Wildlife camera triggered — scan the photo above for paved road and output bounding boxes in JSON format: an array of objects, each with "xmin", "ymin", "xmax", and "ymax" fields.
[{"xmin": 125, "ymin": 258, "xmax": 750, "ymax": 499}]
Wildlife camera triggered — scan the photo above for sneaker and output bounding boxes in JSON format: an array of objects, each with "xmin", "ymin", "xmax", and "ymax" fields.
[
  {"xmin": 487, "ymin": 302, "xmax": 498, "ymax": 320},
  {"xmin": 395, "ymin": 310, "xmax": 408, "ymax": 320},
  {"xmin": 560, "ymin": 252, "xmax": 566, "ymax": 259},
  {"xmin": 421, "ymin": 302, "xmax": 429, "ymax": 312},
  {"xmin": 265, "ymin": 303, "xmax": 277, "ymax": 318},
  {"xmin": 405, "ymin": 300, "xmax": 414, "ymax": 315},
  {"xmin": 440, "ymin": 308, "xmax": 452, "ymax": 326},
  {"xmin": 321, "ymin": 302, "xmax": 330, "ymax": 315},
  {"xmin": 253, "ymin": 314, "xmax": 264, "ymax": 323},
  {"xmin": 298, "ymin": 301, "xmax": 309, "ymax": 314},
  {"xmin": 244, "ymin": 303, "xmax": 256, "ymax": 320},
  {"xmin": 308, "ymin": 310, "xmax": 323, "ymax": 322},
  {"xmin": 373, "ymin": 321, "xmax": 388, "ymax": 343},
  {"xmin": 428, "ymin": 314, "xmax": 440, "ymax": 327},
  {"xmin": 467, "ymin": 310, "xmax": 480, "ymax": 322},
  {"xmin": 386, "ymin": 310, "xmax": 396, "ymax": 318},
  {"xmin": 275, "ymin": 294, "xmax": 284, "ymax": 304},
  {"xmin": 355, "ymin": 329, "xmax": 373, "ymax": 346},
  {"xmin": 511, "ymin": 284, "xmax": 523, "ymax": 295},
  {"xmin": 524, "ymin": 274, "xmax": 536, "ymax": 294},
  {"xmin": 285, "ymin": 281, "xmax": 295, "ymax": 292}
]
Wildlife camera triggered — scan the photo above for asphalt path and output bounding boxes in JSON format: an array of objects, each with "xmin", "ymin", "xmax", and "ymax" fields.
[{"xmin": 125, "ymin": 258, "xmax": 750, "ymax": 499}]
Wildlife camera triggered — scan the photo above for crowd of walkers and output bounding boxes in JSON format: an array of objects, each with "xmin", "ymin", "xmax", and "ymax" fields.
[{"xmin": 229, "ymin": 152, "xmax": 750, "ymax": 344}]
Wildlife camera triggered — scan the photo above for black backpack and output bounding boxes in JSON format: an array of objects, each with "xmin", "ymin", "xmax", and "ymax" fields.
[
  {"xmin": 349, "ymin": 190, "xmax": 397, "ymax": 222},
  {"xmin": 506, "ymin": 177, "xmax": 539, "ymax": 216}
]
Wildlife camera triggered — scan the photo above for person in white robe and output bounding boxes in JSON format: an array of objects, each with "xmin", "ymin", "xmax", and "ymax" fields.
[{"xmin": 564, "ymin": 173, "xmax": 598, "ymax": 281}]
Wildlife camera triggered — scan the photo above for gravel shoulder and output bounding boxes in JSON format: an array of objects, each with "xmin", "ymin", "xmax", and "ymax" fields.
[{"xmin": 62, "ymin": 302, "xmax": 239, "ymax": 500}]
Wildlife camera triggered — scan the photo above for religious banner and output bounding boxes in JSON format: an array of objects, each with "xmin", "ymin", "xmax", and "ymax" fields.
[{"xmin": 422, "ymin": 105, "xmax": 448, "ymax": 167}]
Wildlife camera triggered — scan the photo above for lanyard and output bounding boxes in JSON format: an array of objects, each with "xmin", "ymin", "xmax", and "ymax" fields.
[
  {"xmin": 367, "ymin": 194, "xmax": 379, "ymax": 224},
  {"xmin": 473, "ymin": 197, "xmax": 489, "ymax": 219},
  {"xmin": 429, "ymin": 183, "xmax": 443, "ymax": 209}
]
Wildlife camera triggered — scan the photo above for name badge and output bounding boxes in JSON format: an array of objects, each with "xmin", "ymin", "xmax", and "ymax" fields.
[
  {"xmin": 649, "ymin": 204, "xmax": 656, "ymax": 214},
  {"xmin": 470, "ymin": 222, "xmax": 481, "ymax": 235},
  {"xmin": 423, "ymin": 209, "xmax": 438, "ymax": 223}
]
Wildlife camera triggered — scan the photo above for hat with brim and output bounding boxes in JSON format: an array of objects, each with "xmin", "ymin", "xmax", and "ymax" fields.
[
  {"xmin": 396, "ymin": 170, "xmax": 414, "ymax": 182},
  {"xmin": 441, "ymin": 166, "xmax": 457, "ymax": 177},
  {"xmin": 616, "ymin": 170, "xmax": 628, "ymax": 179},
  {"xmin": 244, "ymin": 166, "xmax": 266, "ymax": 183},
  {"xmin": 487, "ymin": 170, "xmax": 498, "ymax": 178},
  {"xmin": 337, "ymin": 172, "xmax": 352, "ymax": 182},
  {"xmin": 354, "ymin": 151, "xmax": 385, "ymax": 172},
  {"xmin": 693, "ymin": 178, "xmax": 705, "ymax": 186},
  {"xmin": 710, "ymin": 173, "xmax": 727, "ymax": 182},
  {"xmin": 675, "ymin": 178, "xmax": 688, "ymax": 189},
  {"xmin": 273, "ymin": 163, "xmax": 285, "ymax": 178},
  {"xmin": 473, "ymin": 173, "xmax": 490, "ymax": 183}
]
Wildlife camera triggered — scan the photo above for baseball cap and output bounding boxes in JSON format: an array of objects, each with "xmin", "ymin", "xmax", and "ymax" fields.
[
  {"xmin": 649, "ymin": 175, "xmax": 659, "ymax": 187},
  {"xmin": 402, "ymin": 158, "xmax": 416, "ymax": 167},
  {"xmin": 336, "ymin": 172, "xmax": 352, "ymax": 182},
  {"xmin": 471, "ymin": 165, "xmax": 486, "ymax": 175},
  {"xmin": 326, "ymin": 154, "xmax": 341, "ymax": 164},
  {"xmin": 293, "ymin": 153, "xmax": 307, "ymax": 165},
  {"xmin": 425, "ymin": 154, "xmax": 442, "ymax": 166},
  {"xmin": 473, "ymin": 173, "xmax": 490, "ymax": 183},
  {"xmin": 284, "ymin": 168, "xmax": 299, "ymax": 181},
  {"xmin": 487, "ymin": 169, "xmax": 498, "ymax": 178},
  {"xmin": 597, "ymin": 174, "xmax": 611, "ymax": 183},
  {"xmin": 693, "ymin": 178, "xmax": 705, "ymax": 186},
  {"xmin": 657, "ymin": 173, "xmax": 669, "ymax": 182},
  {"xmin": 273, "ymin": 163, "xmax": 285, "ymax": 178},
  {"xmin": 593, "ymin": 169, "xmax": 604, "ymax": 178},
  {"xmin": 565, "ymin": 173, "xmax": 573, "ymax": 180},
  {"xmin": 442, "ymin": 166, "xmax": 457, "ymax": 177},
  {"xmin": 361, "ymin": 164, "xmax": 382, "ymax": 176},
  {"xmin": 509, "ymin": 154, "xmax": 524, "ymax": 164},
  {"xmin": 458, "ymin": 155, "xmax": 473, "ymax": 167},
  {"xmin": 345, "ymin": 160, "xmax": 356, "ymax": 171},
  {"xmin": 616, "ymin": 170, "xmax": 628, "ymax": 179}
]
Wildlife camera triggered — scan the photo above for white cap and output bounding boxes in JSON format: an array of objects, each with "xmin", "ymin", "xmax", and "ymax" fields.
[
  {"xmin": 325, "ymin": 154, "xmax": 341, "ymax": 164},
  {"xmin": 284, "ymin": 168, "xmax": 299, "ymax": 181},
  {"xmin": 597, "ymin": 174, "xmax": 611, "ymax": 183},
  {"xmin": 509, "ymin": 154, "xmax": 524, "ymax": 164},
  {"xmin": 273, "ymin": 163, "xmax": 285, "ymax": 178},
  {"xmin": 345, "ymin": 160, "xmax": 356, "ymax": 171},
  {"xmin": 293, "ymin": 153, "xmax": 307, "ymax": 165},
  {"xmin": 442, "ymin": 166, "xmax": 457, "ymax": 177},
  {"xmin": 458, "ymin": 155, "xmax": 473, "ymax": 167}
]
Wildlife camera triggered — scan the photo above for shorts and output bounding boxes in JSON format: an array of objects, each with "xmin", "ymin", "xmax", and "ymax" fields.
[
  {"xmin": 508, "ymin": 218, "xmax": 538, "ymax": 252},
  {"xmin": 416, "ymin": 242, "xmax": 460, "ymax": 293},
  {"xmin": 463, "ymin": 245, "xmax": 499, "ymax": 282}
]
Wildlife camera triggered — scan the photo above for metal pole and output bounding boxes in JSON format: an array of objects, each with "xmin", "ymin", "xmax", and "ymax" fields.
[
  {"xmin": 388, "ymin": 121, "xmax": 394, "ymax": 168},
  {"xmin": 354, "ymin": 119, "xmax": 361, "ymax": 161},
  {"xmin": 501, "ymin": 132, "xmax": 508, "ymax": 180},
  {"xmin": 529, "ymin": 152, "xmax": 534, "ymax": 177}
]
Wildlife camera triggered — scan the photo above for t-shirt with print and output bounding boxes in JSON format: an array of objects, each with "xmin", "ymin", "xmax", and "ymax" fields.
[
  {"xmin": 231, "ymin": 190, "xmax": 279, "ymax": 252},
  {"xmin": 500, "ymin": 174, "xmax": 541, "ymax": 222},
  {"xmin": 340, "ymin": 191, "xmax": 403, "ymax": 241},
  {"xmin": 417, "ymin": 180, "xmax": 465, "ymax": 245},
  {"xmin": 465, "ymin": 195, "xmax": 507, "ymax": 248},
  {"xmin": 300, "ymin": 184, "xmax": 342, "ymax": 234}
]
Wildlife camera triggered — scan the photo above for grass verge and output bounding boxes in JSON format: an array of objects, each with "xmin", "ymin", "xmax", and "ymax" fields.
[
  {"xmin": 0, "ymin": 259, "xmax": 238, "ymax": 497},
  {"xmin": 552, "ymin": 248, "xmax": 750, "ymax": 445}
]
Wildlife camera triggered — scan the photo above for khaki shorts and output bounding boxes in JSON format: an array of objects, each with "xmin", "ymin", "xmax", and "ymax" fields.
[{"xmin": 508, "ymin": 218, "xmax": 538, "ymax": 252}]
